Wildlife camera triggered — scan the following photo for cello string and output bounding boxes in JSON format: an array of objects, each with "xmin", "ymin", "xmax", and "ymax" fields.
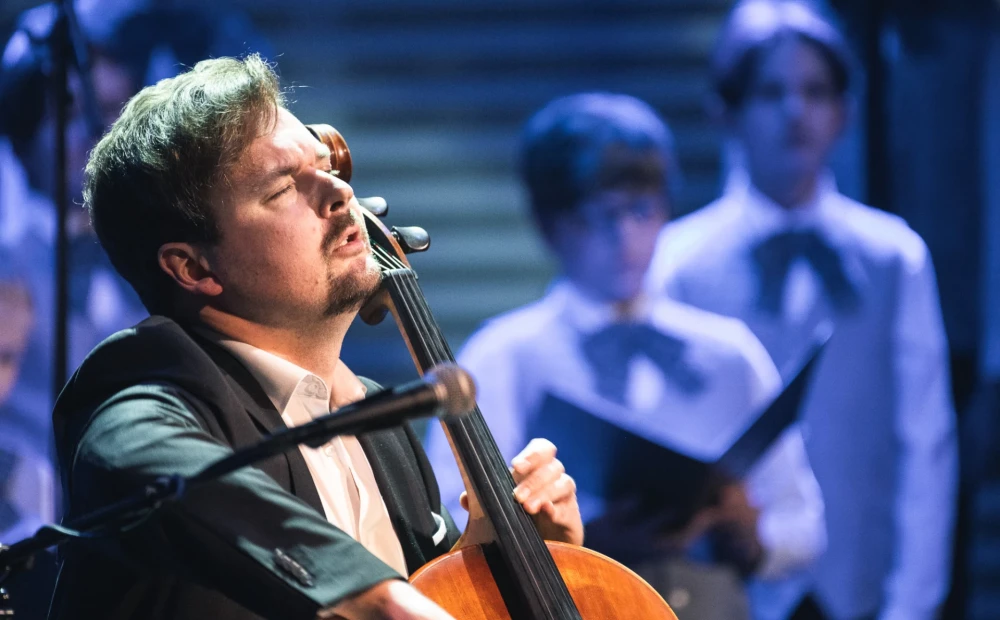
[
  {"xmin": 376, "ymin": 256, "xmax": 534, "ymax": 528},
  {"xmin": 377, "ymin": 249, "xmax": 458, "ymax": 369},
  {"xmin": 367, "ymin": 220, "xmax": 513, "ymax": 470},
  {"xmin": 392, "ymin": 272, "xmax": 557, "ymax": 575},
  {"xmin": 371, "ymin": 242, "xmax": 575, "ymax": 610},
  {"xmin": 388, "ymin": 261, "xmax": 566, "ymax": 587},
  {"xmin": 386, "ymin": 269, "xmax": 549, "ymax": 560},
  {"xmin": 375, "ymin": 249, "xmax": 458, "ymax": 375},
  {"xmin": 356, "ymin": 195, "xmax": 580, "ymax": 616}
]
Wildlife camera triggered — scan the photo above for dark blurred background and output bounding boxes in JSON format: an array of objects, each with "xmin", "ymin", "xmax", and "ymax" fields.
[
  {"xmin": 0, "ymin": 0, "xmax": 900, "ymax": 386},
  {"xmin": 5, "ymin": 0, "xmax": 740, "ymax": 386},
  {"xmin": 5, "ymin": 0, "xmax": 984, "ymax": 392}
]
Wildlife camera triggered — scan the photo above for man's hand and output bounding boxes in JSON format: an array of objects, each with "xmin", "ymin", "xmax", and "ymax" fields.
[
  {"xmin": 460, "ymin": 438, "xmax": 584, "ymax": 546},
  {"xmin": 322, "ymin": 579, "xmax": 455, "ymax": 620},
  {"xmin": 659, "ymin": 483, "xmax": 762, "ymax": 574},
  {"xmin": 708, "ymin": 484, "xmax": 763, "ymax": 575}
]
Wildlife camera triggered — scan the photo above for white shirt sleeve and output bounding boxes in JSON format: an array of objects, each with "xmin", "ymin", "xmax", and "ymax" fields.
[
  {"xmin": 424, "ymin": 325, "xmax": 529, "ymax": 531},
  {"xmin": 750, "ymin": 428, "xmax": 827, "ymax": 580},
  {"xmin": 880, "ymin": 242, "xmax": 958, "ymax": 620},
  {"xmin": 738, "ymin": 329, "xmax": 827, "ymax": 580}
]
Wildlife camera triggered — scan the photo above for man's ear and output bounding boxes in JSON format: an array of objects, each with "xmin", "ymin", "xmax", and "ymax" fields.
[{"xmin": 157, "ymin": 242, "xmax": 223, "ymax": 297}]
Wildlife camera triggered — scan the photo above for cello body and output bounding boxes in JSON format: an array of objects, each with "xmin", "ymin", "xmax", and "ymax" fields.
[{"xmin": 411, "ymin": 542, "xmax": 677, "ymax": 619}]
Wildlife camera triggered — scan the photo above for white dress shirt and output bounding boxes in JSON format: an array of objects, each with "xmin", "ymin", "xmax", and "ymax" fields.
[
  {"xmin": 210, "ymin": 336, "xmax": 409, "ymax": 577},
  {"xmin": 425, "ymin": 280, "xmax": 825, "ymax": 619},
  {"xmin": 648, "ymin": 175, "xmax": 958, "ymax": 620}
]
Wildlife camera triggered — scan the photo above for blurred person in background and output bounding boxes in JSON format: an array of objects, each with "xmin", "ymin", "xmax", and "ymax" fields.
[
  {"xmin": 0, "ymin": 246, "xmax": 57, "ymax": 619},
  {"xmin": 645, "ymin": 2, "xmax": 958, "ymax": 619},
  {"xmin": 426, "ymin": 92, "xmax": 825, "ymax": 620},
  {"xmin": 0, "ymin": 0, "xmax": 271, "ymax": 458}
]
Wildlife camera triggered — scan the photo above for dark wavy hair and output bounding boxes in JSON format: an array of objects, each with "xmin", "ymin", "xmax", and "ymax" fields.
[
  {"xmin": 520, "ymin": 92, "xmax": 679, "ymax": 237},
  {"xmin": 84, "ymin": 54, "xmax": 284, "ymax": 314},
  {"xmin": 712, "ymin": 0, "xmax": 853, "ymax": 110}
]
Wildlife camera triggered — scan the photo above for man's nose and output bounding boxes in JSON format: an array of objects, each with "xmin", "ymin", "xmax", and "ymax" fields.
[
  {"xmin": 604, "ymin": 215, "xmax": 638, "ymax": 247},
  {"xmin": 615, "ymin": 215, "xmax": 651, "ymax": 247},
  {"xmin": 317, "ymin": 172, "xmax": 355, "ymax": 218},
  {"xmin": 783, "ymin": 92, "xmax": 807, "ymax": 120}
]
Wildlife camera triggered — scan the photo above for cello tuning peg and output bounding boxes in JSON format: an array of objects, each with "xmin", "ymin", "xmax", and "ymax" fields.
[
  {"xmin": 358, "ymin": 197, "xmax": 388, "ymax": 217},
  {"xmin": 391, "ymin": 226, "xmax": 431, "ymax": 254}
]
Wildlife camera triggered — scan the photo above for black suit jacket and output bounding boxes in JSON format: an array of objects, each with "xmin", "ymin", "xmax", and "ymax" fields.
[{"xmin": 48, "ymin": 316, "xmax": 460, "ymax": 620}]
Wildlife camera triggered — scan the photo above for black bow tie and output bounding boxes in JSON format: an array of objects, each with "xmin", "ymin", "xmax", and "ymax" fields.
[
  {"xmin": 752, "ymin": 229, "xmax": 859, "ymax": 317},
  {"xmin": 580, "ymin": 323, "xmax": 706, "ymax": 405}
]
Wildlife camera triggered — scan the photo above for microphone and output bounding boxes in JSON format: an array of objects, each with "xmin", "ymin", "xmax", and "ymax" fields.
[
  {"xmin": 192, "ymin": 363, "xmax": 476, "ymax": 484},
  {"xmin": 299, "ymin": 362, "xmax": 476, "ymax": 448}
]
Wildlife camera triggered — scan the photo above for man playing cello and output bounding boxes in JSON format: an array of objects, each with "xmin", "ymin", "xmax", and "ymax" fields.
[{"xmin": 47, "ymin": 55, "xmax": 582, "ymax": 620}]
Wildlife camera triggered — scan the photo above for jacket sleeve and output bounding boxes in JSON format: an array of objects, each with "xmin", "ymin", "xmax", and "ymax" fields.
[{"xmin": 65, "ymin": 382, "xmax": 402, "ymax": 620}]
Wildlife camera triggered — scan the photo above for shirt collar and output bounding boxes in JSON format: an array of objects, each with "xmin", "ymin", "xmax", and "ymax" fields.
[
  {"xmin": 549, "ymin": 279, "xmax": 653, "ymax": 334},
  {"xmin": 195, "ymin": 327, "xmax": 367, "ymax": 425},
  {"xmin": 730, "ymin": 169, "xmax": 839, "ymax": 235}
]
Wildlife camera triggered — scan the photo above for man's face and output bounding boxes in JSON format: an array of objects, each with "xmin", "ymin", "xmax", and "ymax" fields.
[
  {"xmin": 549, "ymin": 188, "xmax": 668, "ymax": 303},
  {"xmin": 203, "ymin": 108, "xmax": 380, "ymax": 328},
  {"xmin": 734, "ymin": 36, "xmax": 845, "ymax": 191},
  {"xmin": 0, "ymin": 290, "xmax": 33, "ymax": 405}
]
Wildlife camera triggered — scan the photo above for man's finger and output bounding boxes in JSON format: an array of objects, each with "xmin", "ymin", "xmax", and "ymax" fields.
[
  {"xmin": 511, "ymin": 437, "xmax": 557, "ymax": 477},
  {"xmin": 515, "ymin": 462, "xmax": 569, "ymax": 511},
  {"xmin": 524, "ymin": 473, "xmax": 576, "ymax": 514}
]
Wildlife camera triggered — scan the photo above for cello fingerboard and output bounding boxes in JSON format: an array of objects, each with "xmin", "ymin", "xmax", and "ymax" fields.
[{"xmin": 373, "ymin": 251, "xmax": 582, "ymax": 620}]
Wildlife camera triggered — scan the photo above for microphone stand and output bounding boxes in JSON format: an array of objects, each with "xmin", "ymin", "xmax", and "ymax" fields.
[
  {"xmin": 51, "ymin": 0, "xmax": 103, "ymax": 399},
  {"xmin": 0, "ymin": 373, "xmax": 464, "ymax": 601},
  {"xmin": 0, "ymin": 2, "xmax": 107, "ymax": 611}
]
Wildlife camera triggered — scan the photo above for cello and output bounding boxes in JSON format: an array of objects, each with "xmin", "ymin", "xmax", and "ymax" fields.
[{"xmin": 307, "ymin": 124, "xmax": 676, "ymax": 619}]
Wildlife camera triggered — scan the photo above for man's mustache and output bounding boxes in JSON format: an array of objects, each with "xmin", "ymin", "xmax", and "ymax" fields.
[{"xmin": 321, "ymin": 210, "xmax": 362, "ymax": 254}]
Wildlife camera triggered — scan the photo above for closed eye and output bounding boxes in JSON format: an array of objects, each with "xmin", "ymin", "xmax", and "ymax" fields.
[{"xmin": 267, "ymin": 184, "xmax": 295, "ymax": 202}]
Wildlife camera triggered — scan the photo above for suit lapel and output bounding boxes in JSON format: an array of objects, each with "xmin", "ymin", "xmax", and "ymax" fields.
[
  {"xmin": 191, "ymin": 332, "xmax": 326, "ymax": 516},
  {"xmin": 182, "ymin": 331, "xmax": 448, "ymax": 570},
  {"xmin": 356, "ymin": 430, "xmax": 440, "ymax": 573}
]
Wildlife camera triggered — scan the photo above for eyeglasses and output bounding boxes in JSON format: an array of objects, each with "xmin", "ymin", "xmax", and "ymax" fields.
[{"xmin": 573, "ymin": 195, "xmax": 666, "ymax": 233}]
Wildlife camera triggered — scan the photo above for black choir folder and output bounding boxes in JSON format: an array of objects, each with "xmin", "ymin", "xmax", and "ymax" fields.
[{"xmin": 527, "ymin": 330, "xmax": 829, "ymax": 529}]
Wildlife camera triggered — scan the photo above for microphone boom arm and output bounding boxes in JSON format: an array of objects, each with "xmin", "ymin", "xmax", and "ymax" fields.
[{"xmin": 0, "ymin": 363, "xmax": 474, "ymax": 595}]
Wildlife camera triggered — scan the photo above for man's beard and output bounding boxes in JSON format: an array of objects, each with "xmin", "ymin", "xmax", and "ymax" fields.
[
  {"xmin": 321, "ymin": 209, "xmax": 382, "ymax": 316},
  {"xmin": 323, "ymin": 257, "xmax": 381, "ymax": 316}
]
